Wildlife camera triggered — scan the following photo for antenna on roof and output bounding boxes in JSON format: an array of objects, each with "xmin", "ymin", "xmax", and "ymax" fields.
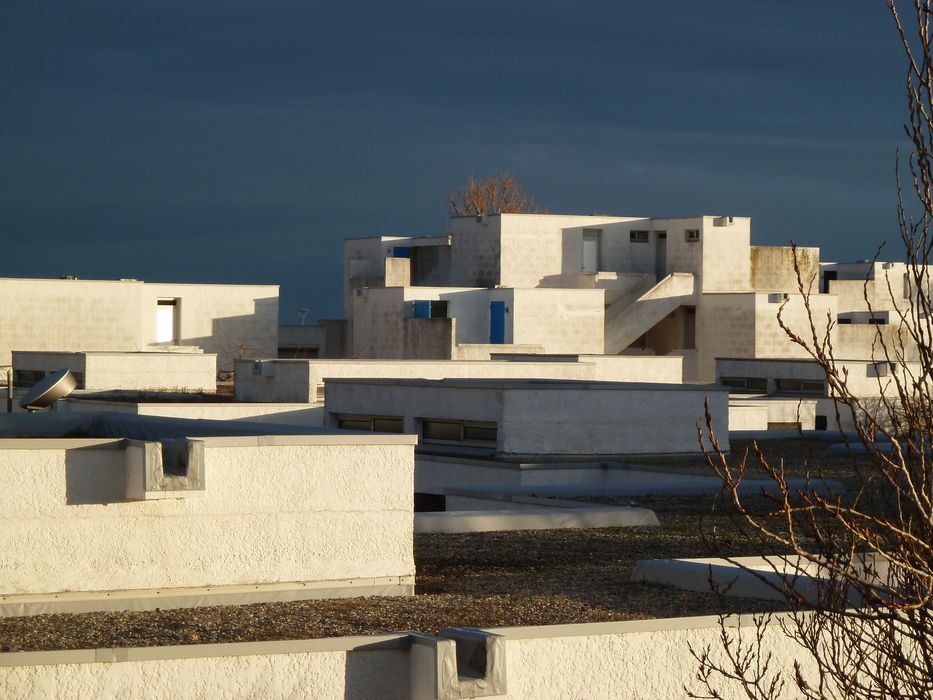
[{"xmin": 19, "ymin": 369, "xmax": 77, "ymax": 412}]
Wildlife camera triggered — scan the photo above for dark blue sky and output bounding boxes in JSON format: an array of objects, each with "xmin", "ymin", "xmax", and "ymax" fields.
[{"xmin": 0, "ymin": 1, "xmax": 910, "ymax": 321}]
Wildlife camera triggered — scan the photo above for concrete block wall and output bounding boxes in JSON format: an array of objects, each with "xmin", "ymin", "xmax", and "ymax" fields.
[
  {"xmin": 0, "ymin": 277, "xmax": 278, "ymax": 372},
  {"xmin": 499, "ymin": 385, "xmax": 729, "ymax": 456}
]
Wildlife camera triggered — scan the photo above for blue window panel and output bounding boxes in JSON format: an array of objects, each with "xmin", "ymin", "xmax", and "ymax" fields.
[
  {"xmin": 413, "ymin": 300, "xmax": 431, "ymax": 319},
  {"xmin": 489, "ymin": 301, "xmax": 506, "ymax": 344},
  {"xmin": 393, "ymin": 246, "xmax": 412, "ymax": 258}
]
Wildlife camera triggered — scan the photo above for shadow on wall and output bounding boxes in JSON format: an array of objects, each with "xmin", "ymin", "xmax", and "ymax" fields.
[
  {"xmin": 65, "ymin": 445, "xmax": 126, "ymax": 506},
  {"xmin": 343, "ymin": 645, "xmax": 409, "ymax": 700},
  {"xmin": 184, "ymin": 297, "xmax": 279, "ymax": 373}
]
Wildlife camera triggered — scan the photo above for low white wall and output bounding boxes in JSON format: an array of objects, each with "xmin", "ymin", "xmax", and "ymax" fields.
[
  {"xmin": 0, "ymin": 615, "xmax": 819, "ymax": 699},
  {"xmin": 0, "ymin": 636, "xmax": 411, "ymax": 700},
  {"xmin": 580, "ymin": 354, "xmax": 683, "ymax": 383},
  {"xmin": 496, "ymin": 616, "xmax": 815, "ymax": 700},
  {"xmin": 13, "ymin": 351, "xmax": 217, "ymax": 392},
  {"xmin": 0, "ymin": 436, "xmax": 414, "ymax": 597},
  {"xmin": 60, "ymin": 398, "xmax": 325, "ymax": 427},
  {"xmin": 728, "ymin": 397, "xmax": 817, "ymax": 431},
  {"xmin": 84, "ymin": 352, "xmax": 217, "ymax": 392},
  {"xmin": 500, "ymin": 385, "xmax": 729, "ymax": 455}
]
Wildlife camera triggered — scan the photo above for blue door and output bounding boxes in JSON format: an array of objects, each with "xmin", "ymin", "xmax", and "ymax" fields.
[
  {"xmin": 413, "ymin": 300, "xmax": 431, "ymax": 319},
  {"xmin": 489, "ymin": 301, "xmax": 506, "ymax": 344}
]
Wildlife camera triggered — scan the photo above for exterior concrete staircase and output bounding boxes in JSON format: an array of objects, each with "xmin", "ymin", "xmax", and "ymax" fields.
[{"xmin": 604, "ymin": 272, "xmax": 696, "ymax": 353}]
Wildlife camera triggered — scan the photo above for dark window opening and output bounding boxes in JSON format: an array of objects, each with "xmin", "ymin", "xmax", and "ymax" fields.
[
  {"xmin": 422, "ymin": 419, "xmax": 498, "ymax": 445},
  {"xmin": 815, "ymin": 415, "xmax": 828, "ymax": 431},
  {"xmin": 768, "ymin": 421, "xmax": 801, "ymax": 431},
  {"xmin": 775, "ymin": 379, "xmax": 825, "ymax": 395},
  {"xmin": 414, "ymin": 492, "xmax": 447, "ymax": 512},
  {"xmin": 337, "ymin": 415, "xmax": 404, "ymax": 433},
  {"xmin": 720, "ymin": 377, "xmax": 768, "ymax": 393},
  {"xmin": 822, "ymin": 270, "xmax": 837, "ymax": 294}
]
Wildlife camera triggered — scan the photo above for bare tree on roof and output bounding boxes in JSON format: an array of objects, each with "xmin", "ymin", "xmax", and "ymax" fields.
[{"xmin": 448, "ymin": 173, "xmax": 546, "ymax": 217}]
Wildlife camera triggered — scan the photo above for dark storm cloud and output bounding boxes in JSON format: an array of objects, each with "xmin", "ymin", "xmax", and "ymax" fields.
[{"xmin": 0, "ymin": 0, "xmax": 910, "ymax": 318}]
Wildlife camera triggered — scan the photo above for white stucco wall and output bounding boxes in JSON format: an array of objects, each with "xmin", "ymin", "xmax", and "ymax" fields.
[
  {"xmin": 495, "ymin": 214, "xmax": 639, "ymax": 288},
  {"xmin": 0, "ymin": 437, "xmax": 414, "ymax": 596},
  {"xmin": 0, "ymin": 278, "xmax": 277, "ymax": 371},
  {"xmin": 510, "ymin": 288, "xmax": 604, "ymax": 354},
  {"xmin": 0, "ymin": 639, "xmax": 411, "ymax": 700},
  {"xmin": 495, "ymin": 616, "xmax": 817, "ymax": 700},
  {"xmin": 0, "ymin": 615, "xmax": 825, "ymax": 700},
  {"xmin": 755, "ymin": 292, "xmax": 836, "ymax": 360},
  {"xmin": 698, "ymin": 217, "xmax": 752, "ymax": 291},
  {"xmin": 694, "ymin": 293, "xmax": 758, "ymax": 382},
  {"xmin": 728, "ymin": 397, "xmax": 818, "ymax": 431}
]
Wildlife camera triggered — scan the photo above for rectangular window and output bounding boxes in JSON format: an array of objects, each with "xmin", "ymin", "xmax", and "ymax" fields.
[
  {"xmin": 775, "ymin": 379, "xmax": 825, "ymax": 395},
  {"xmin": 12, "ymin": 369, "xmax": 47, "ymax": 388},
  {"xmin": 685, "ymin": 229, "xmax": 701, "ymax": 242},
  {"xmin": 412, "ymin": 300, "xmax": 449, "ymax": 319},
  {"xmin": 630, "ymin": 230, "xmax": 649, "ymax": 243},
  {"xmin": 767, "ymin": 421, "xmax": 801, "ymax": 431},
  {"xmin": 720, "ymin": 377, "xmax": 768, "ymax": 392},
  {"xmin": 422, "ymin": 420, "xmax": 462, "ymax": 442},
  {"xmin": 337, "ymin": 415, "xmax": 404, "ymax": 433},
  {"xmin": 422, "ymin": 419, "xmax": 498, "ymax": 445}
]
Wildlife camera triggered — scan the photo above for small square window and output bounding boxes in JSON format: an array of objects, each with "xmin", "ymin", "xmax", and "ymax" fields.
[
  {"xmin": 685, "ymin": 229, "xmax": 701, "ymax": 242},
  {"xmin": 630, "ymin": 230, "xmax": 649, "ymax": 243}
]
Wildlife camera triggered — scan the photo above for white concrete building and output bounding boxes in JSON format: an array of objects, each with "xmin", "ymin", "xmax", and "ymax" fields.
[
  {"xmin": 0, "ymin": 276, "xmax": 279, "ymax": 373},
  {"xmin": 343, "ymin": 214, "xmax": 913, "ymax": 383},
  {"xmin": 323, "ymin": 377, "xmax": 729, "ymax": 458}
]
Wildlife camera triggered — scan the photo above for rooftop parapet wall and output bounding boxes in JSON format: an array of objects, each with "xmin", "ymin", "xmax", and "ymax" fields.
[
  {"xmin": 0, "ymin": 436, "xmax": 415, "ymax": 601},
  {"xmin": 0, "ymin": 614, "xmax": 827, "ymax": 700}
]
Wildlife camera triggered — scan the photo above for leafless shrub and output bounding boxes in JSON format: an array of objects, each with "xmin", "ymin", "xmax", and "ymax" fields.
[{"xmin": 689, "ymin": 3, "xmax": 933, "ymax": 697}]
